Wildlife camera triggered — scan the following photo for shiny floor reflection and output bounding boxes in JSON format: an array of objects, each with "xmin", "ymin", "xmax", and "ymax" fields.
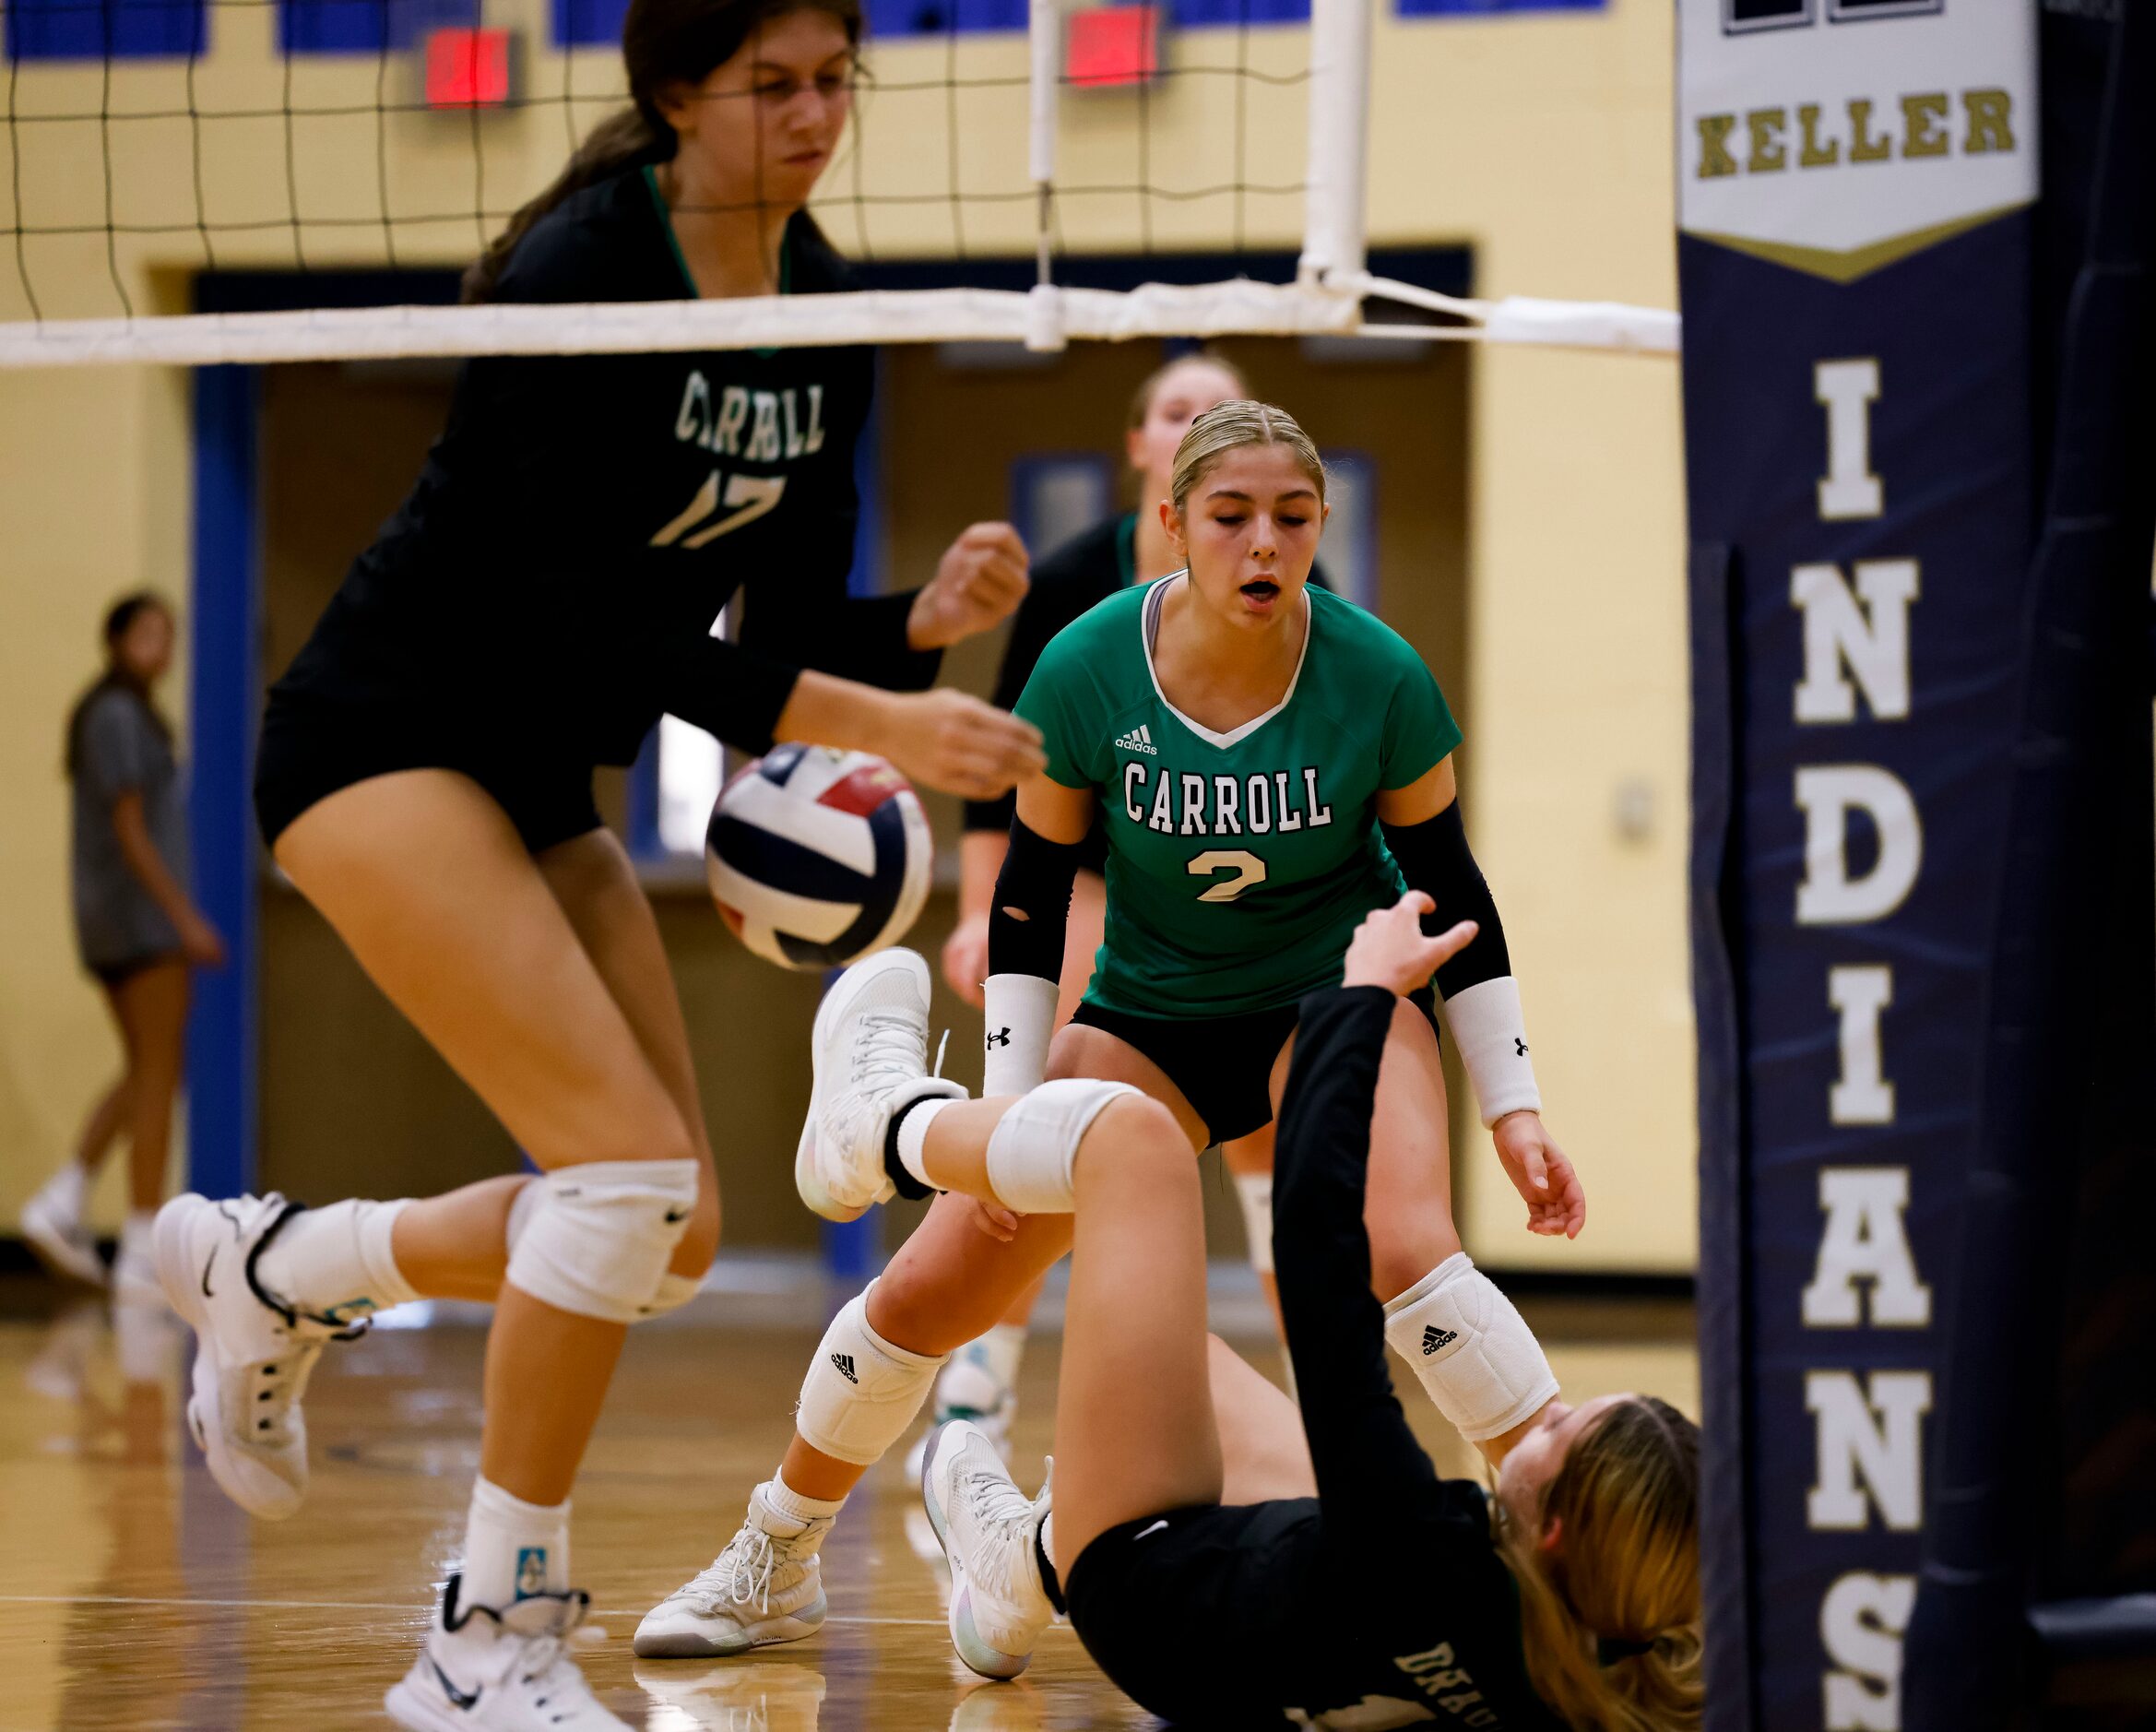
[{"xmin": 0, "ymin": 1280, "xmax": 1695, "ymax": 1731}]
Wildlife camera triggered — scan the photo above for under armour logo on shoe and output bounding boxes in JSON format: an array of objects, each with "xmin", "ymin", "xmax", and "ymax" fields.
[
  {"xmin": 1422, "ymin": 1325, "xmax": 1458, "ymax": 1357},
  {"xmin": 1513, "ymin": 1038, "xmax": 1529, "ymax": 1057},
  {"xmin": 987, "ymin": 1028, "xmax": 1012, "ymax": 1049},
  {"xmin": 831, "ymin": 1352, "xmax": 859, "ymax": 1384}
]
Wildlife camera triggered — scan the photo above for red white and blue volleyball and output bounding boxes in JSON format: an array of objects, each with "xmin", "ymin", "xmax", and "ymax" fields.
[{"xmin": 705, "ymin": 744, "xmax": 931, "ymax": 971}]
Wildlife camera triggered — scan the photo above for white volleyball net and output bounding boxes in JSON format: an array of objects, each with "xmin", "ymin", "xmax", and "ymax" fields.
[{"xmin": 0, "ymin": 0, "xmax": 1677, "ymax": 365}]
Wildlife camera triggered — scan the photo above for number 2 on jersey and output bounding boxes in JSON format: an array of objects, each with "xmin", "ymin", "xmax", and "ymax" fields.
[{"xmin": 1188, "ymin": 848, "xmax": 1267, "ymax": 903}]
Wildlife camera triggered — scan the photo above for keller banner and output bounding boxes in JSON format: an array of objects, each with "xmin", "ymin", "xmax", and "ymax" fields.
[{"xmin": 1677, "ymin": 4, "xmax": 2038, "ymax": 1730}]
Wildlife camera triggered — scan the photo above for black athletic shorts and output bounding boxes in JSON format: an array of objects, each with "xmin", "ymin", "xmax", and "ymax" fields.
[
  {"xmin": 1067, "ymin": 985, "xmax": 1438, "ymax": 1146},
  {"xmin": 1064, "ymin": 1499, "xmax": 1319, "ymax": 1728},
  {"xmin": 87, "ymin": 951, "xmax": 184, "ymax": 990},
  {"xmin": 255, "ymin": 690, "xmax": 604, "ymax": 858}
]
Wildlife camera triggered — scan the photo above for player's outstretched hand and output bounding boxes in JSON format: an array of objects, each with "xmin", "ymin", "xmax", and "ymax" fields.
[
  {"xmin": 1340, "ymin": 892, "xmax": 1476, "ymax": 997},
  {"xmin": 941, "ymin": 912, "xmax": 990, "ymax": 1009},
  {"xmin": 908, "ymin": 522, "xmax": 1031, "ymax": 649},
  {"xmin": 882, "ymin": 689, "xmax": 1046, "ymax": 801},
  {"xmin": 1493, "ymin": 1112, "xmax": 1586, "ymax": 1240}
]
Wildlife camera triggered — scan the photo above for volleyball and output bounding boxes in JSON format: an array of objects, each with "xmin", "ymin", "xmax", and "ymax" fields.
[{"xmin": 704, "ymin": 744, "xmax": 932, "ymax": 971}]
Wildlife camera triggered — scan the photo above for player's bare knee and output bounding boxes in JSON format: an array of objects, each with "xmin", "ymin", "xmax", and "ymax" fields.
[{"xmin": 1081, "ymin": 1093, "xmax": 1188, "ymax": 1183}]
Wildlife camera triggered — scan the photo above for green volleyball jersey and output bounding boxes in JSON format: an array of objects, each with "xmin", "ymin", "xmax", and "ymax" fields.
[{"xmin": 1014, "ymin": 577, "xmax": 1462, "ymax": 1018}]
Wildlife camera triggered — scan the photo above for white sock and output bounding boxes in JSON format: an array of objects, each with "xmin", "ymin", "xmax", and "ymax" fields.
[
  {"xmin": 970, "ymin": 1323, "xmax": 1026, "ymax": 1392},
  {"xmin": 894, "ymin": 1097, "xmax": 955, "ymax": 1192},
  {"xmin": 762, "ymin": 1474, "xmax": 845, "ymax": 1533},
  {"xmin": 256, "ymin": 1198, "xmax": 421, "ymax": 1321},
  {"xmin": 120, "ymin": 1210, "xmax": 155, "ymax": 1264},
  {"xmin": 461, "ymin": 1476, "xmax": 570, "ymax": 1608},
  {"xmin": 1233, "ymin": 1172, "xmax": 1274, "ymax": 1275},
  {"xmin": 42, "ymin": 1163, "xmax": 89, "ymax": 1218}
]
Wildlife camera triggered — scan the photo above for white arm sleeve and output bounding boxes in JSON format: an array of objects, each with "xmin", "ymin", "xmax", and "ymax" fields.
[
  {"xmin": 1439, "ymin": 976, "xmax": 1544, "ymax": 1126},
  {"xmin": 982, "ymin": 972, "xmax": 1059, "ymax": 1097}
]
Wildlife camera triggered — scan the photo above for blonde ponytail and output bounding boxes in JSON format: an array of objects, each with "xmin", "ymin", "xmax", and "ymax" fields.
[{"xmin": 1496, "ymin": 1396, "xmax": 1704, "ymax": 1731}]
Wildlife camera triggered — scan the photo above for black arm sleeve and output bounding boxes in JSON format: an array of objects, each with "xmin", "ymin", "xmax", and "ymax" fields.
[
  {"xmin": 738, "ymin": 584, "xmax": 941, "ymax": 695},
  {"xmin": 987, "ymin": 817, "xmax": 1085, "ymax": 980},
  {"xmin": 654, "ymin": 636, "xmax": 801, "ymax": 755},
  {"xmin": 1274, "ymin": 987, "xmax": 1445, "ymax": 1534},
  {"xmin": 1380, "ymin": 802, "xmax": 1513, "ymax": 1000}
]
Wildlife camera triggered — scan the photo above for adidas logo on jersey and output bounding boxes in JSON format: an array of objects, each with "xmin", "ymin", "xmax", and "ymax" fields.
[
  {"xmin": 1422, "ymin": 1325, "xmax": 1459, "ymax": 1357},
  {"xmin": 1113, "ymin": 724, "xmax": 1158, "ymax": 755},
  {"xmin": 830, "ymin": 1352, "xmax": 859, "ymax": 1384}
]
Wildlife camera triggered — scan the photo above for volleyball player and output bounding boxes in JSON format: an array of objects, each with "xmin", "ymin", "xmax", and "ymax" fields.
[
  {"xmin": 634, "ymin": 400, "xmax": 1583, "ymax": 1662},
  {"xmin": 22, "ymin": 594, "xmax": 223, "ymax": 1299},
  {"xmin": 149, "ymin": 1, "xmax": 1039, "ymax": 1726},
  {"xmin": 925, "ymin": 350, "xmax": 1306, "ymax": 1465},
  {"xmin": 794, "ymin": 896, "xmax": 1700, "ymax": 1727}
]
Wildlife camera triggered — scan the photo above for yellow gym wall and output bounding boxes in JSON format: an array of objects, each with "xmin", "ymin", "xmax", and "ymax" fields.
[{"xmin": 0, "ymin": 0, "xmax": 1688, "ymax": 1273}]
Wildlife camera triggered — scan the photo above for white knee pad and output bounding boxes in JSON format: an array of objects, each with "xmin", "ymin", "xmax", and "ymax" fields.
[
  {"xmin": 1234, "ymin": 1172, "xmax": 1274, "ymax": 1275},
  {"xmin": 985, "ymin": 1079, "xmax": 1142, "ymax": 1215},
  {"xmin": 795, "ymin": 1285, "xmax": 947, "ymax": 1466},
  {"xmin": 639, "ymin": 1271, "xmax": 705, "ymax": 1318},
  {"xmin": 503, "ymin": 1159, "xmax": 698, "ymax": 1324},
  {"xmin": 1382, "ymin": 1252, "xmax": 1558, "ymax": 1442}
]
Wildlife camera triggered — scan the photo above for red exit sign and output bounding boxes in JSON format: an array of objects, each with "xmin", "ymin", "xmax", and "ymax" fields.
[
  {"xmin": 1067, "ymin": 5, "xmax": 1160, "ymax": 89},
  {"xmin": 425, "ymin": 27, "xmax": 515, "ymax": 109}
]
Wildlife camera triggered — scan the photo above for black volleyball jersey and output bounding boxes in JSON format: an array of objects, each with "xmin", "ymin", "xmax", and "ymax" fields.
[
  {"xmin": 272, "ymin": 166, "xmax": 935, "ymax": 768},
  {"xmin": 1264, "ymin": 987, "xmax": 1566, "ymax": 1731}
]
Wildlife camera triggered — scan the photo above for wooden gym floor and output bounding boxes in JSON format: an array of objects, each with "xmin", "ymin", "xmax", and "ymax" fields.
[{"xmin": 0, "ymin": 1270, "xmax": 1696, "ymax": 1731}]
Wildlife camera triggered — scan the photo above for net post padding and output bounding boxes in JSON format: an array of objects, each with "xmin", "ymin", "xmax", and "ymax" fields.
[{"xmin": 1297, "ymin": 0, "xmax": 1371, "ymax": 290}]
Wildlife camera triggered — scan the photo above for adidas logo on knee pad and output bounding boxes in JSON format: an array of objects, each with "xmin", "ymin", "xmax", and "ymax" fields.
[
  {"xmin": 1422, "ymin": 1325, "xmax": 1459, "ymax": 1356},
  {"xmin": 830, "ymin": 1353, "xmax": 858, "ymax": 1384}
]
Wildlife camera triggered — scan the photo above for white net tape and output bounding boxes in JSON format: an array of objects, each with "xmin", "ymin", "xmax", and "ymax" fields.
[{"xmin": 0, "ymin": 277, "xmax": 1676, "ymax": 368}]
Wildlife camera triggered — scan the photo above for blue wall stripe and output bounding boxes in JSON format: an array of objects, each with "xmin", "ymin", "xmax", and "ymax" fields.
[{"xmin": 186, "ymin": 365, "xmax": 259, "ymax": 1202}]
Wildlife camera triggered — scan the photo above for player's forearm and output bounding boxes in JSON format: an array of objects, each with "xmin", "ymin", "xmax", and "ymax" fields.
[
  {"xmin": 112, "ymin": 796, "xmax": 197, "ymax": 931},
  {"xmin": 958, "ymin": 828, "xmax": 1009, "ymax": 922},
  {"xmin": 770, "ymin": 667, "xmax": 899, "ymax": 757}
]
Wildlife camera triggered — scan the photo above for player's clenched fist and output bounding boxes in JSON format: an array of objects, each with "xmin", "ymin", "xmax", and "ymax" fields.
[{"xmin": 907, "ymin": 522, "xmax": 1031, "ymax": 649}]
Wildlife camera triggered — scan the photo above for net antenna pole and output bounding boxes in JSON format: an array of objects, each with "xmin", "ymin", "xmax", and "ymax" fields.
[
  {"xmin": 1025, "ymin": 0, "xmax": 1068, "ymax": 352},
  {"xmin": 1297, "ymin": 0, "xmax": 1371, "ymax": 295}
]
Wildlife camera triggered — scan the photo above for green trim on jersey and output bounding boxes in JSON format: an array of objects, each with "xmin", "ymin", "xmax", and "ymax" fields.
[{"xmin": 1014, "ymin": 577, "xmax": 1462, "ymax": 1017}]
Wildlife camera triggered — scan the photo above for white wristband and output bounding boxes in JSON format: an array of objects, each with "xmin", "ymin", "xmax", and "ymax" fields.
[
  {"xmin": 982, "ymin": 973, "xmax": 1058, "ymax": 1097},
  {"xmin": 1440, "ymin": 976, "xmax": 1543, "ymax": 1127}
]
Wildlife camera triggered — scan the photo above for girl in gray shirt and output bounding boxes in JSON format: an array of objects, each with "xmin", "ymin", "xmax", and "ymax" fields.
[{"xmin": 21, "ymin": 594, "xmax": 223, "ymax": 1299}]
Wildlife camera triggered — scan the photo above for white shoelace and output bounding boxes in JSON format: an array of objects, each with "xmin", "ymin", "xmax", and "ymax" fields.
[
  {"xmin": 956, "ymin": 1459, "xmax": 1043, "ymax": 1605},
  {"xmin": 683, "ymin": 1525, "xmax": 785, "ymax": 1616},
  {"xmin": 849, "ymin": 1010, "xmax": 929, "ymax": 1088}
]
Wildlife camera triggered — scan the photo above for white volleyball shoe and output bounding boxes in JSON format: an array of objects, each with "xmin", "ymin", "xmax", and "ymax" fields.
[{"xmin": 796, "ymin": 946, "xmax": 965, "ymax": 1222}]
